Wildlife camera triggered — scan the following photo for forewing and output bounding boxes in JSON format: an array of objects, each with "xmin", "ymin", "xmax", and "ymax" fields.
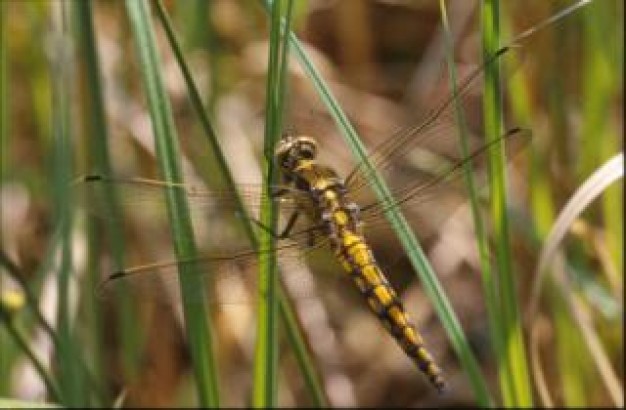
[
  {"xmin": 354, "ymin": 128, "xmax": 531, "ymax": 239},
  {"xmin": 344, "ymin": 45, "xmax": 524, "ymax": 197},
  {"xmin": 73, "ymin": 174, "xmax": 309, "ymax": 224}
]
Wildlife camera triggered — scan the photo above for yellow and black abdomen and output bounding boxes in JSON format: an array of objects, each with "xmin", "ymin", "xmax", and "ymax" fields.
[
  {"xmin": 334, "ymin": 229, "xmax": 445, "ymax": 392},
  {"xmin": 279, "ymin": 139, "xmax": 445, "ymax": 391}
]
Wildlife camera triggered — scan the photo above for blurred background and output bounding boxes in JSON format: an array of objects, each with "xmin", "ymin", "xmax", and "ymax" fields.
[{"xmin": 0, "ymin": 0, "xmax": 623, "ymax": 408}]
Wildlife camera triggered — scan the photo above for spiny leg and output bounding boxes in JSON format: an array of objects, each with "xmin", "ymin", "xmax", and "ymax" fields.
[
  {"xmin": 246, "ymin": 209, "xmax": 301, "ymax": 239},
  {"xmin": 237, "ymin": 185, "xmax": 301, "ymax": 239}
]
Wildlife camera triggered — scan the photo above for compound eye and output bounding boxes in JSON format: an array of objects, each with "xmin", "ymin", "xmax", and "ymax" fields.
[{"xmin": 300, "ymin": 144, "xmax": 316, "ymax": 159}]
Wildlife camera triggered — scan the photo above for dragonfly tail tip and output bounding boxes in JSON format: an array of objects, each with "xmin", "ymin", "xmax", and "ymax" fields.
[{"xmin": 434, "ymin": 379, "xmax": 446, "ymax": 395}]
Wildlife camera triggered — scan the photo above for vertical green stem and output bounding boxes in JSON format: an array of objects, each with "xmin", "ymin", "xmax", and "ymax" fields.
[
  {"xmin": 439, "ymin": 1, "xmax": 499, "ymax": 406},
  {"xmin": 51, "ymin": 0, "xmax": 84, "ymax": 405},
  {"xmin": 481, "ymin": 1, "xmax": 532, "ymax": 406},
  {"xmin": 253, "ymin": 0, "xmax": 291, "ymax": 406},
  {"xmin": 124, "ymin": 1, "xmax": 219, "ymax": 406},
  {"xmin": 74, "ymin": 2, "xmax": 116, "ymax": 400}
]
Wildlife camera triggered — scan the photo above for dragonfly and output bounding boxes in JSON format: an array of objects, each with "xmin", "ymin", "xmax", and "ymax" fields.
[{"xmin": 77, "ymin": 43, "xmax": 529, "ymax": 393}]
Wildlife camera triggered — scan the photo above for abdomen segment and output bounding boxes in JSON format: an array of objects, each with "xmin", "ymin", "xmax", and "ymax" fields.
[{"xmin": 335, "ymin": 231, "xmax": 445, "ymax": 392}]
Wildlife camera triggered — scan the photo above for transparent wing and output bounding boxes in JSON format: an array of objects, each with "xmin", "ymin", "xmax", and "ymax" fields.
[
  {"xmin": 95, "ymin": 238, "xmax": 336, "ymax": 306},
  {"xmin": 74, "ymin": 174, "xmax": 344, "ymax": 306},
  {"xmin": 356, "ymin": 127, "xmax": 531, "ymax": 230},
  {"xmin": 344, "ymin": 45, "xmax": 522, "ymax": 196},
  {"xmin": 73, "ymin": 174, "xmax": 311, "ymax": 222}
]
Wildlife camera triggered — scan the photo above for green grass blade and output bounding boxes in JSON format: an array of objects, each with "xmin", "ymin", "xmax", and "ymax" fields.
[
  {"xmin": 173, "ymin": 0, "xmax": 219, "ymax": 112},
  {"xmin": 123, "ymin": 1, "xmax": 219, "ymax": 406},
  {"xmin": 502, "ymin": 6, "xmax": 552, "ymax": 406},
  {"xmin": 50, "ymin": 2, "xmax": 86, "ymax": 405},
  {"xmin": 263, "ymin": 1, "xmax": 491, "ymax": 404},
  {"xmin": 271, "ymin": 9, "xmax": 327, "ymax": 405},
  {"xmin": 438, "ymin": 0, "xmax": 498, "ymax": 405},
  {"xmin": 72, "ymin": 3, "xmax": 106, "ymax": 395},
  {"xmin": 73, "ymin": 1, "xmax": 144, "ymax": 400},
  {"xmin": 502, "ymin": 3, "xmax": 599, "ymax": 406},
  {"xmin": 253, "ymin": 0, "xmax": 292, "ymax": 406},
  {"xmin": 153, "ymin": 0, "xmax": 238, "ymax": 207},
  {"xmin": 481, "ymin": 1, "xmax": 532, "ymax": 406},
  {"xmin": 252, "ymin": 4, "xmax": 281, "ymax": 405},
  {"xmin": 154, "ymin": 2, "xmax": 326, "ymax": 405}
]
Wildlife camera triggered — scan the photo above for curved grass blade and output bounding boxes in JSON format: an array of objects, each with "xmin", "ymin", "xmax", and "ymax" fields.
[
  {"xmin": 529, "ymin": 153, "xmax": 623, "ymax": 407},
  {"xmin": 529, "ymin": 153, "xmax": 624, "ymax": 321}
]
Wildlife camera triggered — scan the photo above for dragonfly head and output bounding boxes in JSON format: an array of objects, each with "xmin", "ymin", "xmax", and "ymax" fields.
[{"xmin": 275, "ymin": 134, "xmax": 318, "ymax": 172}]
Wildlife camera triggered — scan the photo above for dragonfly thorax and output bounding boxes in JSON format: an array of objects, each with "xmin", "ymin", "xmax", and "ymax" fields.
[{"xmin": 275, "ymin": 134, "xmax": 318, "ymax": 173}]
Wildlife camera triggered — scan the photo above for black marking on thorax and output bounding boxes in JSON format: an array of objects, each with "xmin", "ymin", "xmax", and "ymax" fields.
[
  {"xmin": 290, "ymin": 161, "xmax": 344, "ymax": 204},
  {"xmin": 286, "ymin": 159, "xmax": 362, "ymax": 243}
]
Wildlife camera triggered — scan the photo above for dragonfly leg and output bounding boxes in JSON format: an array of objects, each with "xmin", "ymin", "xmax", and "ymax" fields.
[
  {"xmin": 247, "ymin": 209, "xmax": 301, "ymax": 239},
  {"xmin": 277, "ymin": 210, "xmax": 301, "ymax": 239}
]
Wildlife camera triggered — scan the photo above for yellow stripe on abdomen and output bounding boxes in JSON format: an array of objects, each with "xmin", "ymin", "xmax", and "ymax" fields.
[{"xmin": 336, "ymin": 231, "xmax": 445, "ymax": 392}]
